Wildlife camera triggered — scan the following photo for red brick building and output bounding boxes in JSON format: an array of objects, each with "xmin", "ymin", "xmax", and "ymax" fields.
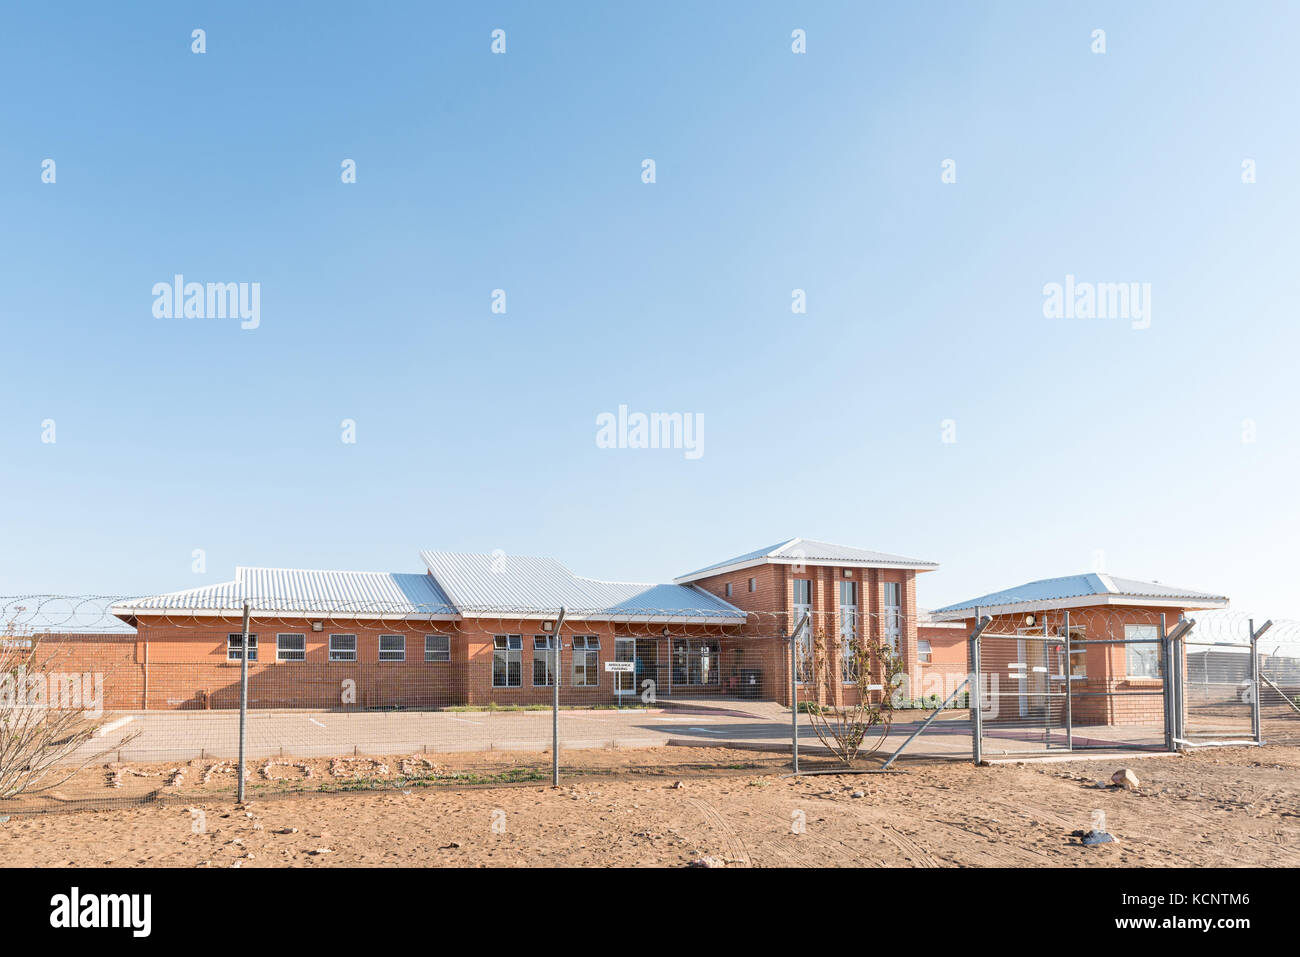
[
  {"xmin": 930, "ymin": 573, "xmax": 1229, "ymax": 727},
  {"xmin": 82, "ymin": 538, "xmax": 940, "ymax": 711}
]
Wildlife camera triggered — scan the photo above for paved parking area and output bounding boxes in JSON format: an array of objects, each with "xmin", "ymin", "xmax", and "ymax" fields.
[{"xmin": 79, "ymin": 703, "xmax": 1186, "ymax": 765}]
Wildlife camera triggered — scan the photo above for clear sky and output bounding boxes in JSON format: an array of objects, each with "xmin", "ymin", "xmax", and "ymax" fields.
[{"xmin": 2, "ymin": 2, "xmax": 1298, "ymax": 624}]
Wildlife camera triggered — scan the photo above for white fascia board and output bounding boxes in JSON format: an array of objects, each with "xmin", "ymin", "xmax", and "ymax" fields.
[
  {"xmin": 112, "ymin": 606, "xmax": 461, "ymax": 622},
  {"xmin": 455, "ymin": 609, "xmax": 746, "ymax": 626},
  {"xmin": 673, "ymin": 556, "xmax": 939, "ymax": 584},
  {"xmin": 929, "ymin": 594, "xmax": 1229, "ymax": 621}
]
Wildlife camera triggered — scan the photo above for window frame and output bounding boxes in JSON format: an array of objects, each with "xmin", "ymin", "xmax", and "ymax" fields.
[
  {"xmin": 917, "ymin": 638, "xmax": 933, "ymax": 664},
  {"xmin": 493, "ymin": 634, "xmax": 523, "ymax": 688},
  {"xmin": 424, "ymin": 634, "xmax": 451, "ymax": 663},
  {"xmin": 532, "ymin": 635, "xmax": 559, "ymax": 687},
  {"xmin": 571, "ymin": 635, "xmax": 600, "ymax": 688},
  {"xmin": 227, "ymin": 633, "xmax": 258, "ymax": 662},
  {"xmin": 276, "ymin": 633, "xmax": 306, "ymax": 662},
  {"xmin": 1123, "ymin": 624, "xmax": 1162, "ymax": 678},
  {"xmin": 378, "ymin": 634, "xmax": 406, "ymax": 662},
  {"xmin": 329, "ymin": 633, "xmax": 358, "ymax": 663}
]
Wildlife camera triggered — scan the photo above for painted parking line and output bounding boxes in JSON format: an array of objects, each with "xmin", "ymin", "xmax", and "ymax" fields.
[
  {"xmin": 688, "ymin": 727, "xmax": 725, "ymax": 734},
  {"xmin": 447, "ymin": 716, "xmax": 484, "ymax": 725},
  {"xmin": 308, "ymin": 718, "xmax": 327, "ymax": 729}
]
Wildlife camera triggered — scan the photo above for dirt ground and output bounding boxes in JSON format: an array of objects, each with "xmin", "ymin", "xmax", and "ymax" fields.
[{"xmin": 1, "ymin": 744, "xmax": 1297, "ymax": 867}]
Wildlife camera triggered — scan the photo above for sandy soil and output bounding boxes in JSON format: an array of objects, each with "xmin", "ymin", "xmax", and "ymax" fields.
[{"xmin": 1, "ymin": 744, "xmax": 1297, "ymax": 867}]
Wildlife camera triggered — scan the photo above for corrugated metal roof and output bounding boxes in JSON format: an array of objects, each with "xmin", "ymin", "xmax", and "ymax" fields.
[
  {"xmin": 675, "ymin": 537, "xmax": 938, "ymax": 582},
  {"xmin": 420, "ymin": 551, "xmax": 745, "ymax": 620},
  {"xmin": 932, "ymin": 573, "xmax": 1229, "ymax": 616},
  {"xmin": 111, "ymin": 567, "xmax": 456, "ymax": 618}
]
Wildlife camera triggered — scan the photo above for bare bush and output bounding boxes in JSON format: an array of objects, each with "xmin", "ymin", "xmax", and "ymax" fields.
[
  {"xmin": 0, "ymin": 637, "xmax": 138, "ymax": 799},
  {"xmin": 798, "ymin": 629, "xmax": 905, "ymax": 767}
]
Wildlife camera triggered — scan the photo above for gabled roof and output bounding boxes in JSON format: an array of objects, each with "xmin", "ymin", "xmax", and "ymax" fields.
[
  {"xmin": 673, "ymin": 537, "xmax": 938, "ymax": 583},
  {"xmin": 930, "ymin": 573, "xmax": 1229, "ymax": 620},
  {"xmin": 420, "ymin": 551, "xmax": 745, "ymax": 623},
  {"xmin": 110, "ymin": 567, "xmax": 457, "ymax": 620}
]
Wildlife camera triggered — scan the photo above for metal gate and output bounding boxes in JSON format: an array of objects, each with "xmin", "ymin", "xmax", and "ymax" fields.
[{"xmin": 972, "ymin": 619, "xmax": 1173, "ymax": 760}]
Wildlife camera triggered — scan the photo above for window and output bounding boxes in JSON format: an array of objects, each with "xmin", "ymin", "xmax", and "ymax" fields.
[
  {"xmin": 276, "ymin": 633, "xmax": 305, "ymax": 662},
  {"xmin": 571, "ymin": 636, "xmax": 600, "ymax": 687},
  {"xmin": 533, "ymin": 635, "xmax": 558, "ymax": 687},
  {"xmin": 839, "ymin": 581, "xmax": 859, "ymax": 682},
  {"xmin": 1053, "ymin": 625, "xmax": 1088, "ymax": 677},
  {"xmin": 882, "ymin": 582, "xmax": 902, "ymax": 651},
  {"xmin": 748, "ymin": 578, "xmax": 757, "ymax": 593},
  {"xmin": 725, "ymin": 582, "xmax": 733, "ymax": 597},
  {"xmin": 917, "ymin": 639, "xmax": 932, "ymax": 664},
  {"xmin": 425, "ymin": 634, "xmax": 450, "ymax": 662},
  {"xmin": 379, "ymin": 634, "xmax": 405, "ymax": 662},
  {"xmin": 493, "ymin": 635, "xmax": 523, "ymax": 687},
  {"xmin": 227, "ymin": 633, "xmax": 258, "ymax": 661},
  {"xmin": 329, "ymin": 634, "xmax": 357, "ymax": 662},
  {"xmin": 672, "ymin": 639, "xmax": 720, "ymax": 686},
  {"xmin": 1124, "ymin": 624, "xmax": 1161, "ymax": 678}
]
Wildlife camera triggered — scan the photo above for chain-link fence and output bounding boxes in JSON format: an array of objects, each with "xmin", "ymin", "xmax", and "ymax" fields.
[{"xmin": 2, "ymin": 596, "xmax": 1297, "ymax": 814}]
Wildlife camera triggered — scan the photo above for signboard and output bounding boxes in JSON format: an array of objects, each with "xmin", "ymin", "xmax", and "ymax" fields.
[{"xmin": 604, "ymin": 661, "xmax": 634, "ymax": 673}]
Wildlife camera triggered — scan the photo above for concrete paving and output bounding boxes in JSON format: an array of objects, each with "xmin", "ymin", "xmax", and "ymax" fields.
[{"xmin": 75, "ymin": 701, "xmax": 1170, "ymax": 766}]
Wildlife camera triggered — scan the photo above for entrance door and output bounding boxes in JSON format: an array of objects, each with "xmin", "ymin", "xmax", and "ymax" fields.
[
  {"xmin": 634, "ymin": 639, "xmax": 658, "ymax": 700},
  {"xmin": 614, "ymin": 637, "xmax": 635, "ymax": 696}
]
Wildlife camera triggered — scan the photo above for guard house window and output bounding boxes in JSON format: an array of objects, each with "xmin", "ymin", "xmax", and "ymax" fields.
[
  {"xmin": 748, "ymin": 578, "xmax": 757, "ymax": 593},
  {"xmin": 493, "ymin": 635, "xmax": 523, "ymax": 687},
  {"xmin": 227, "ymin": 633, "xmax": 258, "ymax": 661},
  {"xmin": 276, "ymin": 633, "xmax": 305, "ymax": 662},
  {"xmin": 378, "ymin": 634, "xmax": 405, "ymax": 662},
  {"xmin": 1124, "ymin": 624, "xmax": 1161, "ymax": 678},
  {"xmin": 425, "ymin": 634, "xmax": 450, "ymax": 662},
  {"xmin": 917, "ymin": 639, "xmax": 933, "ymax": 664},
  {"xmin": 725, "ymin": 582, "xmax": 733, "ymax": 597},
  {"xmin": 671, "ymin": 639, "xmax": 721, "ymax": 686},
  {"xmin": 533, "ymin": 635, "xmax": 559, "ymax": 687},
  {"xmin": 572, "ymin": 636, "xmax": 600, "ymax": 687},
  {"xmin": 329, "ymin": 634, "xmax": 357, "ymax": 662},
  {"xmin": 1053, "ymin": 624, "xmax": 1088, "ymax": 678},
  {"xmin": 839, "ymin": 581, "xmax": 859, "ymax": 682},
  {"xmin": 882, "ymin": 582, "xmax": 902, "ymax": 651}
]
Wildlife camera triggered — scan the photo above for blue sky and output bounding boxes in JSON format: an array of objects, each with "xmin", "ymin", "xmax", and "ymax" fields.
[{"xmin": 2, "ymin": 2, "xmax": 1298, "ymax": 623}]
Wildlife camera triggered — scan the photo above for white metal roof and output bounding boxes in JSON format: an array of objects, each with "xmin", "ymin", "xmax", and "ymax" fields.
[
  {"xmin": 419, "ymin": 551, "xmax": 745, "ymax": 622},
  {"xmin": 930, "ymin": 573, "xmax": 1229, "ymax": 620},
  {"xmin": 110, "ymin": 567, "xmax": 458, "ymax": 620},
  {"xmin": 674, "ymin": 537, "xmax": 939, "ymax": 583}
]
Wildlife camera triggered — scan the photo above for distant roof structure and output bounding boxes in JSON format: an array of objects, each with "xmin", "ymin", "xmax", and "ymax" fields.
[
  {"xmin": 110, "ymin": 567, "xmax": 458, "ymax": 621},
  {"xmin": 419, "ymin": 551, "xmax": 744, "ymax": 623},
  {"xmin": 674, "ymin": 537, "xmax": 938, "ymax": 583},
  {"xmin": 930, "ymin": 573, "xmax": 1229, "ymax": 619}
]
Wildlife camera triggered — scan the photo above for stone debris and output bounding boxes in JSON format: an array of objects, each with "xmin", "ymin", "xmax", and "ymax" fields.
[
  {"xmin": 273, "ymin": 827, "xmax": 299, "ymax": 835},
  {"xmin": 260, "ymin": 760, "xmax": 315, "ymax": 781},
  {"xmin": 688, "ymin": 856, "xmax": 727, "ymax": 868},
  {"xmin": 200, "ymin": 762, "xmax": 250, "ymax": 785},
  {"xmin": 329, "ymin": 758, "xmax": 390, "ymax": 779},
  {"xmin": 1112, "ymin": 769, "xmax": 1140, "ymax": 790}
]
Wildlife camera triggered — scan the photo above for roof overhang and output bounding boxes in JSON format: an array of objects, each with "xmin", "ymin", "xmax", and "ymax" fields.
[
  {"xmin": 929, "ymin": 594, "xmax": 1230, "ymax": 621},
  {"xmin": 111, "ymin": 606, "xmax": 461, "ymax": 624},
  {"xmin": 673, "ymin": 556, "xmax": 938, "ymax": 584},
  {"xmin": 454, "ymin": 609, "xmax": 747, "ymax": 626}
]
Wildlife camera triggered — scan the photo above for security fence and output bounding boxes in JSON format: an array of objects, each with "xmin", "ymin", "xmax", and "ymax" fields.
[{"xmin": 0, "ymin": 595, "xmax": 1297, "ymax": 813}]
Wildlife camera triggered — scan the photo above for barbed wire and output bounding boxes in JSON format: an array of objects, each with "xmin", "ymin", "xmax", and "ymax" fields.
[{"xmin": 3, "ymin": 594, "xmax": 1298, "ymax": 651}]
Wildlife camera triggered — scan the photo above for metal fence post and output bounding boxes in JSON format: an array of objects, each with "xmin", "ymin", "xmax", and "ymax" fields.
[
  {"xmin": 1062, "ymin": 610, "xmax": 1073, "ymax": 751},
  {"xmin": 236, "ymin": 599, "xmax": 250, "ymax": 804},
  {"xmin": 790, "ymin": 613, "xmax": 808, "ymax": 775},
  {"xmin": 1249, "ymin": 618, "xmax": 1261, "ymax": 744},
  {"xmin": 552, "ymin": 606, "xmax": 566, "ymax": 788},
  {"xmin": 1160, "ymin": 613, "xmax": 1173, "ymax": 752},
  {"xmin": 970, "ymin": 605, "xmax": 983, "ymax": 765}
]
